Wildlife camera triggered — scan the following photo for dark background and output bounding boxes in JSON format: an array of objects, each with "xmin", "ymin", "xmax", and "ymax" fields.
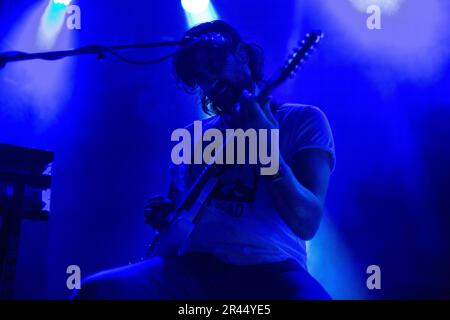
[{"xmin": 0, "ymin": 0, "xmax": 449, "ymax": 299}]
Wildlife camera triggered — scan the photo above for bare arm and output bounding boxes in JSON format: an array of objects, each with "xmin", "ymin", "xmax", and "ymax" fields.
[{"xmin": 266, "ymin": 148, "xmax": 332, "ymax": 240}]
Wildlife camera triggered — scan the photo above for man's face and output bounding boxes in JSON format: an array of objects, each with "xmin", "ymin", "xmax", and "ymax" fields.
[{"xmin": 192, "ymin": 46, "xmax": 254, "ymax": 112}]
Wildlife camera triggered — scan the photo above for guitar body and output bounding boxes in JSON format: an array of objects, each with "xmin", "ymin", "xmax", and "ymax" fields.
[{"xmin": 148, "ymin": 175, "xmax": 220, "ymax": 258}]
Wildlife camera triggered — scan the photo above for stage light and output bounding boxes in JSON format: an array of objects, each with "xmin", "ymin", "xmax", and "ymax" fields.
[
  {"xmin": 181, "ymin": 0, "xmax": 218, "ymax": 28},
  {"xmin": 181, "ymin": 0, "xmax": 210, "ymax": 14},
  {"xmin": 53, "ymin": 0, "xmax": 72, "ymax": 6},
  {"xmin": 37, "ymin": 0, "xmax": 69, "ymax": 49},
  {"xmin": 320, "ymin": 0, "xmax": 448, "ymax": 84},
  {"xmin": 349, "ymin": 0, "xmax": 404, "ymax": 14},
  {"xmin": 0, "ymin": 0, "xmax": 75, "ymax": 128}
]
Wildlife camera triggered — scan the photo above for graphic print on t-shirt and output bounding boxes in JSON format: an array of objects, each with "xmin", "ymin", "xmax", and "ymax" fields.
[{"xmin": 201, "ymin": 164, "xmax": 259, "ymax": 218}]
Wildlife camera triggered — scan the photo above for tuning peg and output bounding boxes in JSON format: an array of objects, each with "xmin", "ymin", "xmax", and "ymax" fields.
[{"xmin": 289, "ymin": 71, "xmax": 296, "ymax": 79}]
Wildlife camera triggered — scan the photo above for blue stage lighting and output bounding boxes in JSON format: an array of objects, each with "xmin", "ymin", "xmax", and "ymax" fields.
[
  {"xmin": 38, "ymin": 1, "xmax": 68, "ymax": 49},
  {"xmin": 0, "ymin": 0, "xmax": 75, "ymax": 128},
  {"xmin": 53, "ymin": 0, "xmax": 72, "ymax": 6},
  {"xmin": 349, "ymin": 0, "xmax": 403, "ymax": 14},
  {"xmin": 181, "ymin": 0, "xmax": 218, "ymax": 28},
  {"xmin": 181, "ymin": 0, "xmax": 210, "ymax": 14}
]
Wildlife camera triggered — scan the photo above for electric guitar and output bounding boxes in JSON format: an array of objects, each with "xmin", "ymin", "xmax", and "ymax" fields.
[{"xmin": 146, "ymin": 31, "xmax": 325, "ymax": 258}]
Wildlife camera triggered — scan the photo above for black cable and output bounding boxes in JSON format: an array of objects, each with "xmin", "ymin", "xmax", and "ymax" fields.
[
  {"xmin": 102, "ymin": 47, "xmax": 176, "ymax": 65},
  {"xmin": 0, "ymin": 40, "xmax": 185, "ymax": 68}
]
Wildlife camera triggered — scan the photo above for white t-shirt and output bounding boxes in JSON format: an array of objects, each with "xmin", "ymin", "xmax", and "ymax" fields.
[{"xmin": 170, "ymin": 104, "xmax": 335, "ymax": 270}]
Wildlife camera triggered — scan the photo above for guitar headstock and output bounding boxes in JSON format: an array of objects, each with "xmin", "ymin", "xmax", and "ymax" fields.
[
  {"xmin": 259, "ymin": 31, "xmax": 324, "ymax": 99},
  {"xmin": 283, "ymin": 31, "xmax": 324, "ymax": 80}
]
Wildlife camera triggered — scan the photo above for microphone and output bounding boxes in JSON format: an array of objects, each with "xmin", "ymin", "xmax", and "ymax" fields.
[{"xmin": 182, "ymin": 32, "xmax": 231, "ymax": 47}]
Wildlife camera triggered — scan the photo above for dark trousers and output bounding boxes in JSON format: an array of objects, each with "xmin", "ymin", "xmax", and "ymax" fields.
[
  {"xmin": 74, "ymin": 252, "xmax": 332, "ymax": 300},
  {"xmin": 162, "ymin": 252, "xmax": 331, "ymax": 300}
]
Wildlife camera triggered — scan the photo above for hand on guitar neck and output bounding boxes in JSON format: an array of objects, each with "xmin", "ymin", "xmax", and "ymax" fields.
[{"xmin": 221, "ymin": 89, "xmax": 278, "ymax": 131}]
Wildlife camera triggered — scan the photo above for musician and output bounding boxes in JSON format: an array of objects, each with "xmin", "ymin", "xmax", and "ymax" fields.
[{"xmin": 73, "ymin": 20, "xmax": 335, "ymax": 300}]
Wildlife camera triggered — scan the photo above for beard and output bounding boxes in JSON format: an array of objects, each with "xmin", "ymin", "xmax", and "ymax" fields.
[{"xmin": 208, "ymin": 78, "xmax": 253, "ymax": 113}]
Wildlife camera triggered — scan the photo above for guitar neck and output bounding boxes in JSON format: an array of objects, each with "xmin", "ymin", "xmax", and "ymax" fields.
[{"xmin": 175, "ymin": 162, "xmax": 217, "ymax": 214}]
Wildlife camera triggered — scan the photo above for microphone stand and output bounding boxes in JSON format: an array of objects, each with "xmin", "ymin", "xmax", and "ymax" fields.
[{"xmin": 0, "ymin": 40, "xmax": 185, "ymax": 69}]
